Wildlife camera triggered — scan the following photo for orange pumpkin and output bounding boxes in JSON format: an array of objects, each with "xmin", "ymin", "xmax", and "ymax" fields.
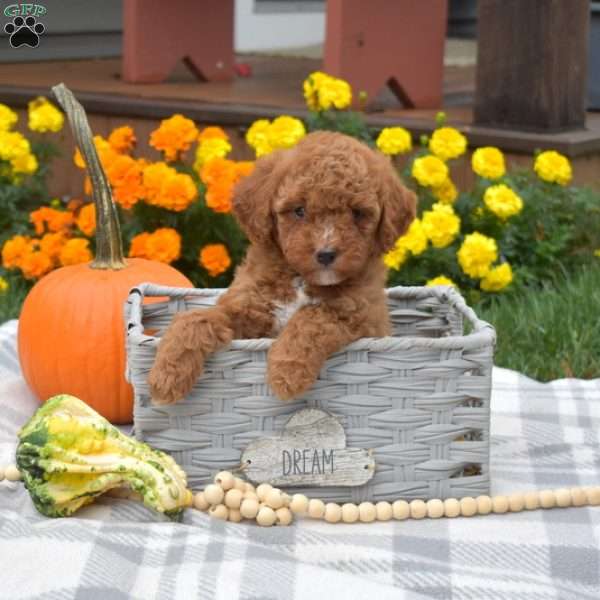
[{"xmin": 18, "ymin": 85, "xmax": 192, "ymax": 424}]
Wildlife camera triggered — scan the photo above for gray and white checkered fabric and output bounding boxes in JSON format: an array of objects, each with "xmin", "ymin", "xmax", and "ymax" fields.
[{"xmin": 1, "ymin": 319, "xmax": 599, "ymax": 599}]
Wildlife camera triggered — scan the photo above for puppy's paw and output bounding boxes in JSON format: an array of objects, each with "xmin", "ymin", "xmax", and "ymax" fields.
[
  {"xmin": 148, "ymin": 353, "xmax": 204, "ymax": 405},
  {"xmin": 267, "ymin": 357, "xmax": 317, "ymax": 401}
]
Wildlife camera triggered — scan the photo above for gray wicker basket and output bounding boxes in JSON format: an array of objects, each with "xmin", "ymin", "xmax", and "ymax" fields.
[{"xmin": 125, "ymin": 283, "xmax": 495, "ymax": 503}]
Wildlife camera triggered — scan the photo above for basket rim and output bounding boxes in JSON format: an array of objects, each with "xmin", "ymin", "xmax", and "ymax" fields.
[{"xmin": 125, "ymin": 282, "xmax": 496, "ymax": 353}]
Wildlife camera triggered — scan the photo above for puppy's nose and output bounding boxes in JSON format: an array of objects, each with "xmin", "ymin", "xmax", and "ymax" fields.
[{"xmin": 316, "ymin": 249, "xmax": 337, "ymax": 266}]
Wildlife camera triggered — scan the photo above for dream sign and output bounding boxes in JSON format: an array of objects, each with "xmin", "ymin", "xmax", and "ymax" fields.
[{"xmin": 242, "ymin": 408, "xmax": 375, "ymax": 487}]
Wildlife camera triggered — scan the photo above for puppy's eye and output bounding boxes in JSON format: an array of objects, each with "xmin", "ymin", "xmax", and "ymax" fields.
[
  {"xmin": 352, "ymin": 208, "xmax": 364, "ymax": 220},
  {"xmin": 294, "ymin": 206, "xmax": 305, "ymax": 219}
]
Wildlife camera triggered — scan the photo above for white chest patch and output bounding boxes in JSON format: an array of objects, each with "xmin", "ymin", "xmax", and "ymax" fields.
[{"xmin": 272, "ymin": 278, "xmax": 319, "ymax": 333}]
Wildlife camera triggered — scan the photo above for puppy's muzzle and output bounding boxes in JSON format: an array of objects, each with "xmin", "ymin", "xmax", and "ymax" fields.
[{"xmin": 316, "ymin": 249, "xmax": 337, "ymax": 266}]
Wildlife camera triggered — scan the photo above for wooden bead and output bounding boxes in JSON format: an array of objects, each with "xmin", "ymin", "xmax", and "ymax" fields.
[
  {"xmin": 426, "ymin": 499, "xmax": 445, "ymax": 519},
  {"xmin": 586, "ymin": 487, "xmax": 600, "ymax": 506},
  {"xmin": 444, "ymin": 499, "xmax": 460, "ymax": 518},
  {"xmin": 358, "ymin": 502, "xmax": 376, "ymax": 523},
  {"xmin": 245, "ymin": 482, "xmax": 256, "ymax": 493},
  {"xmin": 459, "ymin": 497, "xmax": 477, "ymax": 517},
  {"xmin": 257, "ymin": 506, "xmax": 277, "ymax": 527},
  {"xmin": 409, "ymin": 500, "xmax": 427, "ymax": 520},
  {"xmin": 324, "ymin": 503, "xmax": 342, "ymax": 523},
  {"xmin": 234, "ymin": 478, "xmax": 247, "ymax": 492},
  {"xmin": 289, "ymin": 494, "xmax": 309, "ymax": 514},
  {"xmin": 224, "ymin": 488, "xmax": 243, "ymax": 509},
  {"xmin": 4, "ymin": 465, "xmax": 20, "ymax": 482},
  {"xmin": 204, "ymin": 484, "xmax": 225, "ymax": 506},
  {"xmin": 308, "ymin": 499, "xmax": 325, "ymax": 519},
  {"xmin": 243, "ymin": 491, "xmax": 258, "ymax": 501},
  {"xmin": 209, "ymin": 504, "xmax": 229, "ymax": 521},
  {"xmin": 524, "ymin": 491, "xmax": 540, "ymax": 510},
  {"xmin": 256, "ymin": 483, "xmax": 273, "ymax": 502},
  {"xmin": 228, "ymin": 509, "xmax": 242, "ymax": 523},
  {"xmin": 341, "ymin": 503, "xmax": 359, "ymax": 523},
  {"xmin": 264, "ymin": 489, "xmax": 284, "ymax": 510},
  {"xmin": 508, "ymin": 493, "xmax": 525, "ymax": 512},
  {"xmin": 570, "ymin": 487, "xmax": 587, "ymax": 506},
  {"xmin": 392, "ymin": 500, "xmax": 410, "ymax": 520},
  {"xmin": 539, "ymin": 490, "xmax": 555, "ymax": 509},
  {"xmin": 240, "ymin": 498, "xmax": 260, "ymax": 519},
  {"xmin": 193, "ymin": 492, "xmax": 210, "ymax": 511},
  {"xmin": 476, "ymin": 496, "xmax": 492, "ymax": 515},
  {"xmin": 375, "ymin": 501, "xmax": 393, "ymax": 521},
  {"xmin": 554, "ymin": 488, "xmax": 571, "ymax": 508},
  {"xmin": 276, "ymin": 507, "xmax": 293, "ymax": 526},
  {"xmin": 492, "ymin": 496, "xmax": 509, "ymax": 513},
  {"xmin": 214, "ymin": 471, "xmax": 235, "ymax": 490}
]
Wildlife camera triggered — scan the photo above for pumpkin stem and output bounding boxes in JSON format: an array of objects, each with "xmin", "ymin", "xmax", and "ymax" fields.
[{"xmin": 52, "ymin": 83, "xmax": 127, "ymax": 270}]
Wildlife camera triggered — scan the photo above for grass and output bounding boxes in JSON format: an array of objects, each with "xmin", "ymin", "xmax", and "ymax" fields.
[
  {"xmin": 2, "ymin": 265, "xmax": 599, "ymax": 382},
  {"xmin": 478, "ymin": 264, "xmax": 600, "ymax": 381}
]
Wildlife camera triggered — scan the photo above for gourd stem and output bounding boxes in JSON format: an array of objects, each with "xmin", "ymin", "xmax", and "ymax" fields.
[{"xmin": 52, "ymin": 83, "xmax": 126, "ymax": 270}]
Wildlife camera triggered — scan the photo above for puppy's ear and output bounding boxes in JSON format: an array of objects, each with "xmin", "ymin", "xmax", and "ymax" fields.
[
  {"xmin": 376, "ymin": 162, "xmax": 417, "ymax": 254},
  {"xmin": 232, "ymin": 150, "xmax": 284, "ymax": 245}
]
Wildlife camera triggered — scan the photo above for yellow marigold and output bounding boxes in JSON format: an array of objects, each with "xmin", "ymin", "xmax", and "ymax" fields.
[
  {"xmin": 483, "ymin": 184, "xmax": 523, "ymax": 220},
  {"xmin": 426, "ymin": 276, "xmax": 456, "ymax": 287},
  {"xmin": 0, "ymin": 276, "xmax": 8, "ymax": 293},
  {"xmin": 472, "ymin": 147, "xmax": 505, "ymax": 180},
  {"xmin": 383, "ymin": 246, "xmax": 409, "ymax": 270},
  {"xmin": 457, "ymin": 232, "xmax": 498, "ymax": 278},
  {"xmin": 303, "ymin": 71, "xmax": 352, "ymax": 111},
  {"xmin": 20, "ymin": 250, "xmax": 53, "ymax": 279},
  {"xmin": 376, "ymin": 127, "xmax": 412, "ymax": 155},
  {"xmin": 145, "ymin": 228, "xmax": 181, "ymax": 264},
  {"xmin": 193, "ymin": 137, "xmax": 232, "ymax": 171},
  {"xmin": 2, "ymin": 235, "xmax": 31, "ymax": 269},
  {"xmin": 199, "ymin": 243, "xmax": 231, "ymax": 277},
  {"xmin": 394, "ymin": 218, "xmax": 428, "ymax": 255},
  {"xmin": 128, "ymin": 232, "xmax": 150, "ymax": 259},
  {"xmin": 158, "ymin": 172, "xmax": 198, "ymax": 212},
  {"xmin": 27, "ymin": 97, "xmax": 64, "ymax": 133},
  {"xmin": 76, "ymin": 203, "xmax": 96, "ymax": 237},
  {"xmin": 412, "ymin": 155, "xmax": 449, "ymax": 188},
  {"xmin": 595, "ymin": 249, "xmax": 600, "ymax": 258},
  {"xmin": 59, "ymin": 238, "xmax": 92, "ymax": 267},
  {"xmin": 421, "ymin": 203, "xmax": 460, "ymax": 248},
  {"xmin": 429, "ymin": 127, "xmax": 467, "ymax": 161},
  {"xmin": 198, "ymin": 126, "xmax": 228, "ymax": 143},
  {"xmin": 480, "ymin": 262, "xmax": 513, "ymax": 292},
  {"xmin": 432, "ymin": 178, "xmax": 458, "ymax": 204},
  {"xmin": 267, "ymin": 116, "xmax": 306, "ymax": 151},
  {"xmin": 30, "ymin": 207, "xmax": 74, "ymax": 235},
  {"xmin": 0, "ymin": 130, "xmax": 30, "ymax": 161},
  {"xmin": 534, "ymin": 150, "xmax": 572, "ymax": 186},
  {"xmin": 246, "ymin": 119, "xmax": 272, "ymax": 156},
  {"xmin": 108, "ymin": 126, "xmax": 136, "ymax": 153},
  {"xmin": 149, "ymin": 114, "xmax": 199, "ymax": 161},
  {"xmin": 205, "ymin": 179, "xmax": 234, "ymax": 213},
  {"xmin": 11, "ymin": 152, "xmax": 38, "ymax": 175},
  {"xmin": 0, "ymin": 104, "xmax": 17, "ymax": 131},
  {"xmin": 39, "ymin": 232, "xmax": 67, "ymax": 263}
]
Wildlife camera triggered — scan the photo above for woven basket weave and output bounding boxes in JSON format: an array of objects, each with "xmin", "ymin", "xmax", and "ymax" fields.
[{"xmin": 125, "ymin": 282, "xmax": 495, "ymax": 503}]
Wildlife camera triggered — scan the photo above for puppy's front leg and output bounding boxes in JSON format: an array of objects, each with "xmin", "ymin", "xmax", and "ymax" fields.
[{"xmin": 267, "ymin": 305, "xmax": 358, "ymax": 401}]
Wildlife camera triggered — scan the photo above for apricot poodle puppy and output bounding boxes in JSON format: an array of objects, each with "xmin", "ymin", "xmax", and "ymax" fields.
[{"xmin": 148, "ymin": 131, "xmax": 416, "ymax": 404}]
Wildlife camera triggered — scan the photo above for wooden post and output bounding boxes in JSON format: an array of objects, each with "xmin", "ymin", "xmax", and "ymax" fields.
[
  {"xmin": 475, "ymin": 0, "xmax": 589, "ymax": 132},
  {"xmin": 122, "ymin": 0, "xmax": 234, "ymax": 84}
]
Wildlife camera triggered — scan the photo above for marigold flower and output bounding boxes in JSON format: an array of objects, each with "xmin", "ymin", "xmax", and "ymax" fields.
[
  {"xmin": 303, "ymin": 71, "xmax": 352, "ymax": 111},
  {"xmin": 426, "ymin": 276, "xmax": 456, "ymax": 287},
  {"xmin": 432, "ymin": 178, "xmax": 458, "ymax": 204},
  {"xmin": 429, "ymin": 127, "xmax": 467, "ymax": 161},
  {"xmin": 199, "ymin": 243, "xmax": 231, "ymax": 277},
  {"xmin": 11, "ymin": 152, "xmax": 38, "ymax": 175},
  {"xmin": 108, "ymin": 126, "xmax": 136, "ymax": 153},
  {"xmin": 0, "ymin": 104, "xmax": 17, "ymax": 131},
  {"xmin": 198, "ymin": 126, "xmax": 228, "ymax": 143},
  {"xmin": 20, "ymin": 250, "xmax": 53, "ymax": 279},
  {"xmin": 480, "ymin": 262, "xmax": 513, "ymax": 292},
  {"xmin": 266, "ymin": 116, "xmax": 306, "ymax": 151},
  {"xmin": 483, "ymin": 184, "xmax": 523, "ymax": 220},
  {"xmin": 59, "ymin": 238, "xmax": 92, "ymax": 267},
  {"xmin": 422, "ymin": 203, "xmax": 460, "ymax": 248},
  {"xmin": 30, "ymin": 207, "xmax": 74, "ymax": 235},
  {"xmin": 383, "ymin": 246, "xmax": 409, "ymax": 270},
  {"xmin": 200, "ymin": 157, "xmax": 237, "ymax": 186},
  {"xmin": 128, "ymin": 232, "xmax": 150, "ymax": 259},
  {"xmin": 149, "ymin": 114, "xmax": 199, "ymax": 161},
  {"xmin": 412, "ymin": 155, "xmax": 449, "ymax": 187},
  {"xmin": 39, "ymin": 232, "xmax": 67, "ymax": 263},
  {"xmin": 74, "ymin": 135, "xmax": 117, "ymax": 170},
  {"xmin": 205, "ymin": 179, "xmax": 234, "ymax": 213},
  {"xmin": 534, "ymin": 150, "xmax": 572, "ymax": 186},
  {"xmin": 28, "ymin": 97, "xmax": 64, "ymax": 133},
  {"xmin": 472, "ymin": 147, "xmax": 505, "ymax": 180},
  {"xmin": 246, "ymin": 119, "xmax": 272, "ymax": 157},
  {"xmin": 0, "ymin": 130, "xmax": 30, "ymax": 161},
  {"xmin": 0, "ymin": 276, "xmax": 8, "ymax": 293},
  {"xmin": 106, "ymin": 155, "xmax": 144, "ymax": 209},
  {"xmin": 457, "ymin": 232, "xmax": 498, "ymax": 278},
  {"xmin": 376, "ymin": 127, "xmax": 412, "ymax": 155},
  {"xmin": 194, "ymin": 137, "xmax": 232, "ymax": 171},
  {"xmin": 2, "ymin": 235, "xmax": 31, "ymax": 269},
  {"xmin": 394, "ymin": 218, "xmax": 428, "ymax": 255},
  {"xmin": 159, "ymin": 173, "xmax": 198, "ymax": 212},
  {"xmin": 135, "ymin": 228, "xmax": 181, "ymax": 264},
  {"xmin": 235, "ymin": 161, "xmax": 255, "ymax": 179},
  {"xmin": 76, "ymin": 203, "xmax": 96, "ymax": 237},
  {"xmin": 142, "ymin": 162, "xmax": 177, "ymax": 203}
]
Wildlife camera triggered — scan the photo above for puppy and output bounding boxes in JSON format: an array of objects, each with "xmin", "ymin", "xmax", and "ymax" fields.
[{"xmin": 148, "ymin": 131, "xmax": 416, "ymax": 404}]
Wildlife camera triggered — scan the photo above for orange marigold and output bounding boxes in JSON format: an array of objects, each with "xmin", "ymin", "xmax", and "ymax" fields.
[
  {"xmin": 142, "ymin": 162, "xmax": 177, "ymax": 204},
  {"xmin": 30, "ymin": 207, "xmax": 74, "ymax": 235},
  {"xmin": 198, "ymin": 126, "xmax": 228, "ymax": 143},
  {"xmin": 74, "ymin": 135, "xmax": 118, "ymax": 170},
  {"xmin": 39, "ymin": 232, "xmax": 67, "ymax": 263},
  {"xmin": 128, "ymin": 232, "xmax": 150, "ymax": 259},
  {"xmin": 199, "ymin": 243, "xmax": 231, "ymax": 277},
  {"xmin": 59, "ymin": 238, "xmax": 92, "ymax": 266},
  {"xmin": 20, "ymin": 251, "xmax": 53, "ymax": 280},
  {"xmin": 158, "ymin": 173, "xmax": 198, "ymax": 211},
  {"xmin": 145, "ymin": 228, "xmax": 181, "ymax": 264},
  {"xmin": 200, "ymin": 157, "xmax": 237, "ymax": 186},
  {"xmin": 108, "ymin": 125, "xmax": 136, "ymax": 153},
  {"xmin": 2, "ymin": 235, "xmax": 31, "ymax": 269},
  {"xmin": 106, "ymin": 155, "xmax": 144, "ymax": 209},
  {"xmin": 67, "ymin": 198, "xmax": 84, "ymax": 212},
  {"xmin": 149, "ymin": 114, "xmax": 199, "ymax": 162},
  {"xmin": 205, "ymin": 179, "xmax": 234, "ymax": 213},
  {"xmin": 235, "ymin": 161, "xmax": 255, "ymax": 179},
  {"xmin": 76, "ymin": 203, "xmax": 96, "ymax": 236}
]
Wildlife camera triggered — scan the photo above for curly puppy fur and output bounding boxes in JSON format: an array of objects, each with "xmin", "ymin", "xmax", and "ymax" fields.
[{"xmin": 148, "ymin": 131, "xmax": 416, "ymax": 404}]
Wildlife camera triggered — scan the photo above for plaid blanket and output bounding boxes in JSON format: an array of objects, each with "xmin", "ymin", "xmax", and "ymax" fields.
[{"xmin": 1, "ymin": 319, "xmax": 599, "ymax": 600}]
